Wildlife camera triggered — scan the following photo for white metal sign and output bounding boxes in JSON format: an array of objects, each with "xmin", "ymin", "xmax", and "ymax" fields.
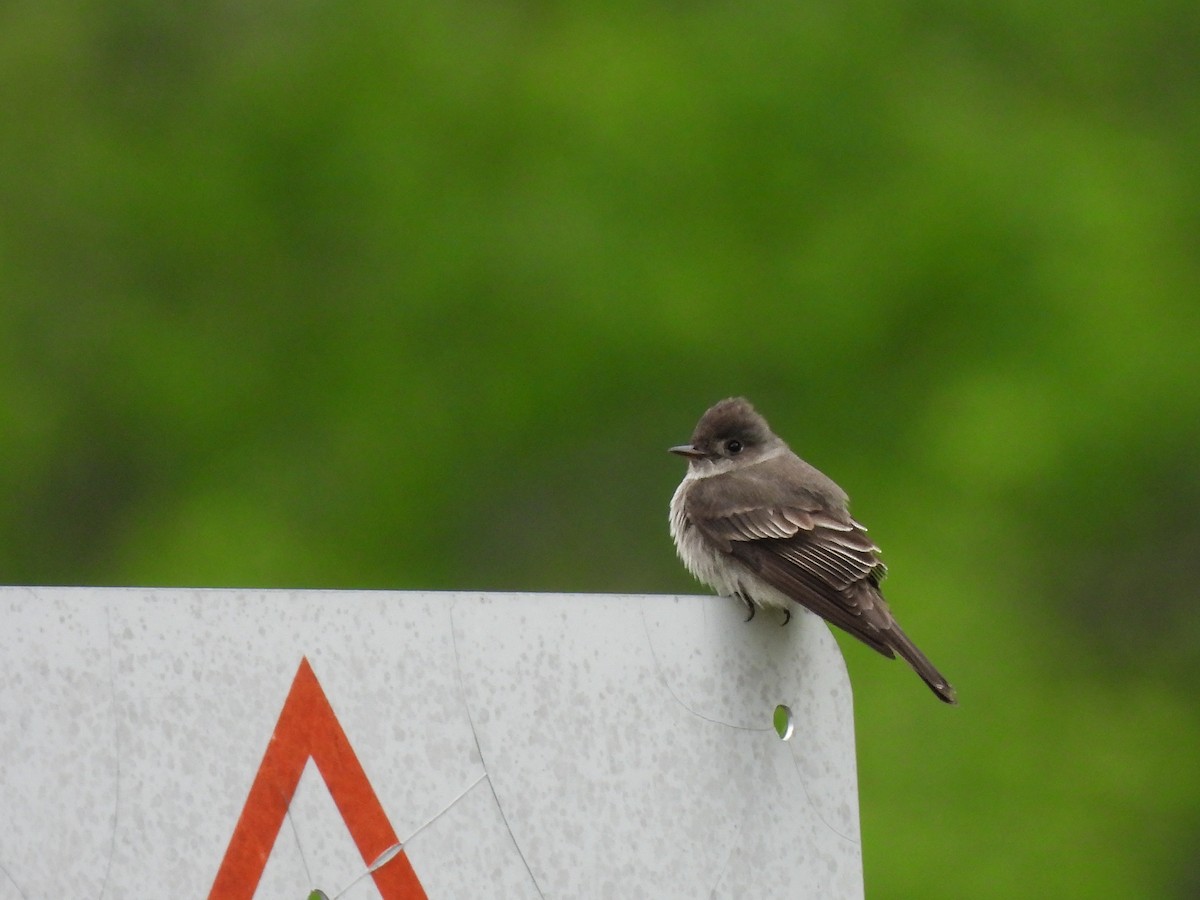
[{"xmin": 0, "ymin": 587, "xmax": 862, "ymax": 898}]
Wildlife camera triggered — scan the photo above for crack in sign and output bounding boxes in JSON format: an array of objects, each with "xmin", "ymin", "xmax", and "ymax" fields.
[
  {"xmin": 282, "ymin": 779, "xmax": 413, "ymax": 900},
  {"xmin": 397, "ymin": 773, "xmax": 487, "ymax": 849},
  {"xmin": 0, "ymin": 861, "xmax": 29, "ymax": 900},
  {"xmin": 448, "ymin": 602, "xmax": 547, "ymax": 900},
  {"xmin": 706, "ymin": 819, "xmax": 743, "ymax": 899},
  {"xmin": 289, "ymin": 775, "xmax": 490, "ymax": 900},
  {"xmin": 325, "ymin": 842, "xmax": 406, "ymax": 899},
  {"xmin": 638, "ymin": 603, "xmax": 772, "ymax": 733},
  {"xmin": 785, "ymin": 744, "xmax": 859, "ymax": 846},
  {"xmin": 282, "ymin": 793, "xmax": 318, "ymax": 891}
]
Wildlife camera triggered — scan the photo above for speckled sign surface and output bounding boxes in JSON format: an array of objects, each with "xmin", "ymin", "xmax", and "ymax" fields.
[{"xmin": 0, "ymin": 587, "xmax": 862, "ymax": 899}]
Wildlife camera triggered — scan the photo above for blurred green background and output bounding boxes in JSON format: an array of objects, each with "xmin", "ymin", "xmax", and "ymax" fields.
[{"xmin": 2, "ymin": 0, "xmax": 1199, "ymax": 896}]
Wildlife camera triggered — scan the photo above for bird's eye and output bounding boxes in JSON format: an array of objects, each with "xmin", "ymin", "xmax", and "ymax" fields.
[{"xmin": 724, "ymin": 439, "xmax": 743, "ymax": 455}]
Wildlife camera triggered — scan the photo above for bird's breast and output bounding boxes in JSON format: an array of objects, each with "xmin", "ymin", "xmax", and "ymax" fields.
[{"xmin": 669, "ymin": 479, "xmax": 741, "ymax": 596}]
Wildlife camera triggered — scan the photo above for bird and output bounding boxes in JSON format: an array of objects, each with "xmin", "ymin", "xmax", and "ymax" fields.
[{"xmin": 669, "ymin": 397, "xmax": 957, "ymax": 704}]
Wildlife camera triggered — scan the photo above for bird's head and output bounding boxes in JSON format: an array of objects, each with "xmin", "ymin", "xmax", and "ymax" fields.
[{"xmin": 669, "ymin": 397, "xmax": 781, "ymax": 470}]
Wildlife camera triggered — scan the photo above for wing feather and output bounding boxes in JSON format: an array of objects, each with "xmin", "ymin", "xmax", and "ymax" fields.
[{"xmin": 691, "ymin": 501, "xmax": 894, "ymax": 655}]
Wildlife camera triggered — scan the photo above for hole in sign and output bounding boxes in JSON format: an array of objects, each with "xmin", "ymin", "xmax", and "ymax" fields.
[{"xmin": 773, "ymin": 704, "xmax": 794, "ymax": 740}]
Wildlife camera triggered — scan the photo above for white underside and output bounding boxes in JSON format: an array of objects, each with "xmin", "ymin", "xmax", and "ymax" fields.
[{"xmin": 669, "ymin": 478, "xmax": 794, "ymax": 612}]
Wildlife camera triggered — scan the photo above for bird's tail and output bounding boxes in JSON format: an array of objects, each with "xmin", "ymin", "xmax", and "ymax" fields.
[{"xmin": 888, "ymin": 627, "xmax": 958, "ymax": 705}]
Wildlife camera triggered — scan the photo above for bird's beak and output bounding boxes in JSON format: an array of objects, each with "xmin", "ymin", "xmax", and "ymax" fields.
[{"xmin": 669, "ymin": 444, "xmax": 706, "ymax": 459}]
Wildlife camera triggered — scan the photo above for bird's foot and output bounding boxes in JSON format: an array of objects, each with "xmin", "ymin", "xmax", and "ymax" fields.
[
  {"xmin": 779, "ymin": 607, "xmax": 792, "ymax": 627},
  {"xmin": 734, "ymin": 591, "xmax": 755, "ymax": 622}
]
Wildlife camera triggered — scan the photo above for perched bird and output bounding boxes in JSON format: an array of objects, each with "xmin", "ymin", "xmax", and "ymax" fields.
[{"xmin": 669, "ymin": 397, "xmax": 957, "ymax": 704}]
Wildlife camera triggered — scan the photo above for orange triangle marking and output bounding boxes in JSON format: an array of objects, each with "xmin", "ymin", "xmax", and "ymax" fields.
[{"xmin": 209, "ymin": 657, "xmax": 428, "ymax": 899}]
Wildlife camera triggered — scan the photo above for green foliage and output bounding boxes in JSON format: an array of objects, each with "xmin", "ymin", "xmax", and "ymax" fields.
[{"xmin": 1, "ymin": 0, "xmax": 1198, "ymax": 895}]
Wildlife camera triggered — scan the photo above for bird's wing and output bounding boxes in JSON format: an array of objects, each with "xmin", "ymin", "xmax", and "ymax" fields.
[{"xmin": 693, "ymin": 502, "xmax": 897, "ymax": 656}]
